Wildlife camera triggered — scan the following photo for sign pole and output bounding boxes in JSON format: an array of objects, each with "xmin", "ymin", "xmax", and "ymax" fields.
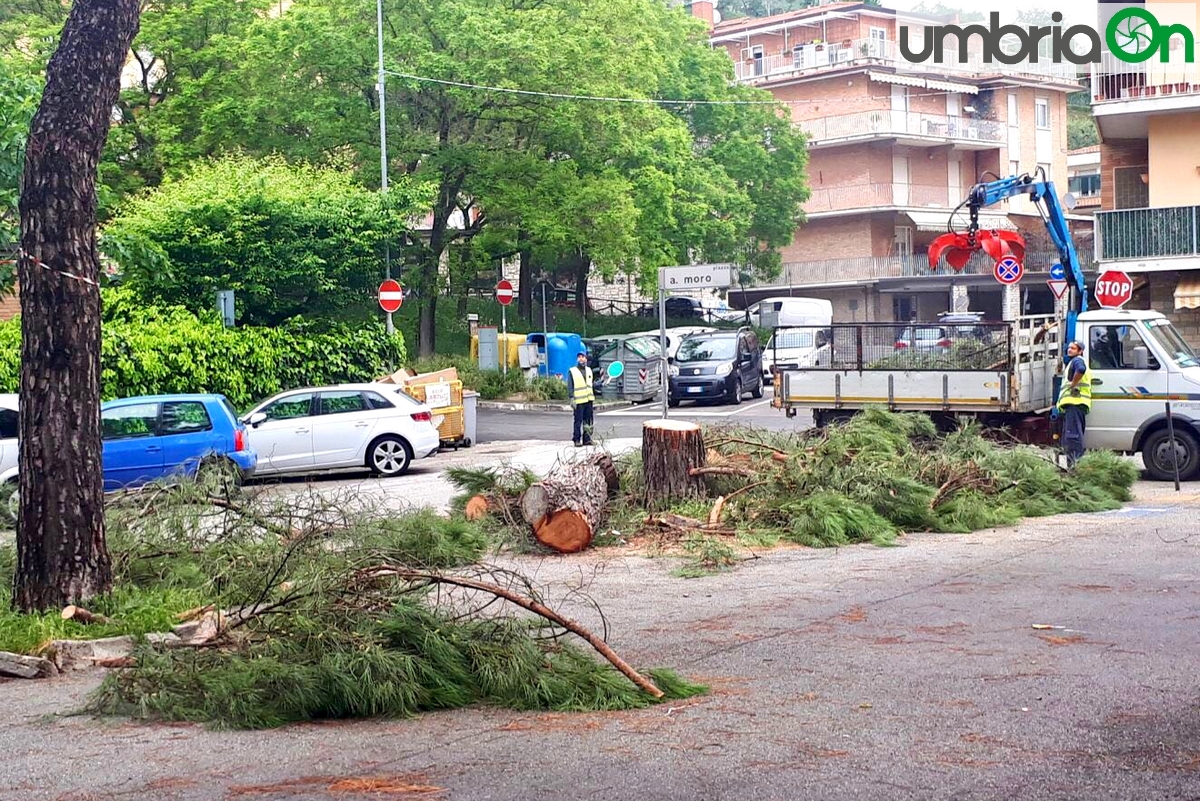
[
  {"xmin": 501, "ymin": 303, "xmax": 508, "ymax": 376},
  {"xmin": 375, "ymin": 0, "xmax": 394, "ymax": 336},
  {"xmin": 541, "ymin": 283, "xmax": 548, "ymax": 338},
  {"xmin": 659, "ymin": 267, "xmax": 668, "ymax": 420}
]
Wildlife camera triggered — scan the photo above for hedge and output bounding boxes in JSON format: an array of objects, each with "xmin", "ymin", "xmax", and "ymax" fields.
[{"xmin": 0, "ymin": 290, "xmax": 406, "ymax": 410}]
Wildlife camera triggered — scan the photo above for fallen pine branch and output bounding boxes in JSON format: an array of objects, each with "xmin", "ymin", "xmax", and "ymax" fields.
[
  {"xmin": 357, "ymin": 566, "xmax": 665, "ymax": 699},
  {"xmin": 688, "ymin": 466, "xmax": 755, "ymax": 479}
]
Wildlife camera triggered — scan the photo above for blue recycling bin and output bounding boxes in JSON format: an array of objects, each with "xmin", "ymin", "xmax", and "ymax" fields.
[{"xmin": 526, "ymin": 332, "xmax": 584, "ymax": 378}]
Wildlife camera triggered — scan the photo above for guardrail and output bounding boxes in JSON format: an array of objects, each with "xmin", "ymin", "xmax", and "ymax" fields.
[
  {"xmin": 799, "ymin": 110, "xmax": 1004, "ymax": 146},
  {"xmin": 759, "ymin": 251, "xmax": 1093, "ymax": 287},
  {"xmin": 1090, "ymin": 47, "xmax": 1200, "ymax": 103}
]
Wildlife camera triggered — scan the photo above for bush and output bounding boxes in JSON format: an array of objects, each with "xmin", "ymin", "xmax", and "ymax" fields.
[{"xmin": 0, "ymin": 288, "xmax": 406, "ymax": 409}]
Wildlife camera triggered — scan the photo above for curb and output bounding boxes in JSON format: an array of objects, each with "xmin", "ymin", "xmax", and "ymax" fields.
[{"xmin": 477, "ymin": 400, "xmax": 628, "ymax": 413}]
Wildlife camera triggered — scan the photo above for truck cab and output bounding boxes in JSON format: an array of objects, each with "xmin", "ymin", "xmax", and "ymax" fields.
[{"xmin": 1077, "ymin": 309, "xmax": 1200, "ymax": 479}]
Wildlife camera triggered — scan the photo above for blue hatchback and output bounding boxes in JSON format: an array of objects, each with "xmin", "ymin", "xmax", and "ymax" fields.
[{"xmin": 99, "ymin": 394, "xmax": 257, "ymax": 491}]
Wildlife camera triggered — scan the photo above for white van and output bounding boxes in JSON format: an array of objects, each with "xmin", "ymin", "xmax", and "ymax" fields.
[
  {"xmin": 753, "ymin": 298, "xmax": 834, "ymax": 379},
  {"xmin": 748, "ymin": 297, "xmax": 834, "ymax": 329}
]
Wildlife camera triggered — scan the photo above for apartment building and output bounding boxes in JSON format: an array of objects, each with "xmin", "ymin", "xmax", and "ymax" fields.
[
  {"xmin": 1066, "ymin": 146, "xmax": 1102, "ymax": 216},
  {"xmin": 1091, "ymin": 1, "xmax": 1200, "ymax": 342},
  {"xmin": 697, "ymin": 1, "xmax": 1087, "ymax": 322}
]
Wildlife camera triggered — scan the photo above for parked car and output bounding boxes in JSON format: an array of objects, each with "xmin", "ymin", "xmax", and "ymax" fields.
[
  {"xmin": 894, "ymin": 312, "xmax": 990, "ymax": 355},
  {"xmin": 0, "ymin": 393, "xmax": 257, "ymax": 519},
  {"xmin": 629, "ymin": 326, "xmax": 717, "ymax": 362},
  {"xmin": 242, "ymin": 383, "xmax": 440, "ymax": 478},
  {"xmin": 668, "ymin": 328, "xmax": 764, "ymax": 406}
]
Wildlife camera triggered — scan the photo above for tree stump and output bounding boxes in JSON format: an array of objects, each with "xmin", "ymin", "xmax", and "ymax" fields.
[
  {"xmin": 642, "ymin": 420, "xmax": 706, "ymax": 509},
  {"xmin": 520, "ymin": 453, "xmax": 617, "ymax": 553}
]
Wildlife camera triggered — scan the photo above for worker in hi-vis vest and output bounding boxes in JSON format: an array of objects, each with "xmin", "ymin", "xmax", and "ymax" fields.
[
  {"xmin": 1056, "ymin": 339, "xmax": 1092, "ymax": 468},
  {"xmin": 566, "ymin": 350, "xmax": 595, "ymax": 447}
]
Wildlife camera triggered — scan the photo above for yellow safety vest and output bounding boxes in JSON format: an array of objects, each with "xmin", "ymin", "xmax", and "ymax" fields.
[
  {"xmin": 1057, "ymin": 361, "xmax": 1092, "ymax": 411},
  {"xmin": 569, "ymin": 365, "xmax": 595, "ymax": 405}
]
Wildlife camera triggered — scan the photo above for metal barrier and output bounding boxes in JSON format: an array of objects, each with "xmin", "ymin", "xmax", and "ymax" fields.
[
  {"xmin": 771, "ymin": 322, "xmax": 1012, "ymax": 373},
  {"xmin": 1095, "ymin": 205, "xmax": 1200, "ymax": 262}
]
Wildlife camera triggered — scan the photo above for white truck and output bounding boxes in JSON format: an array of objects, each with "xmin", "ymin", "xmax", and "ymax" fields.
[{"xmin": 773, "ymin": 308, "xmax": 1200, "ymax": 481}]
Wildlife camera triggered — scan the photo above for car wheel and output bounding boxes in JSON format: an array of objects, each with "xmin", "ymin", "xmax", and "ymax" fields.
[
  {"xmin": 751, "ymin": 377, "xmax": 764, "ymax": 399},
  {"xmin": 197, "ymin": 457, "xmax": 243, "ymax": 494},
  {"xmin": 668, "ymin": 396, "xmax": 681, "ymax": 408},
  {"xmin": 731, "ymin": 379, "xmax": 743, "ymax": 405},
  {"xmin": 368, "ymin": 435, "xmax": 413, "ymax": 476},
  {"xmin": 0, "ymin": 481, "xmax": 17, "ymax": 526},
  {"xmin": 1141, "ymin": 427, "xmax": 1200, "ymax": 481}
]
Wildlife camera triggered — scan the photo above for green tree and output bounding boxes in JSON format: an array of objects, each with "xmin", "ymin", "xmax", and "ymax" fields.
[
  {"xmin": 0, "ymin": 56, "xmax": 41, "ymax": 262},
  {"xmin": 1067, "ymin": 108, "xmax": 1099, "ymax": 150},
  {"xmin": 105, "ymin": 156, "xmax": 430, "ymax": 326}
]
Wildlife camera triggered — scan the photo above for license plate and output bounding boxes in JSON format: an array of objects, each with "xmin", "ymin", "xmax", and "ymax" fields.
[{"xmin": 687, "ymin": 386, "xmax": 703, "ymax": 394}]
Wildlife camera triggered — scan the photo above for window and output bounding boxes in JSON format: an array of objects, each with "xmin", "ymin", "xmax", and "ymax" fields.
[
  {"xmin": 1035, "ymin": 98, "xmax": 1050, "ymax": 129},
  {"xmin": 0, "ymin": 408, "xmax": 16, "ymax": 440},
  {"xmin": 1037, "ymin": 162, "xmax": 1051, "ymax": 181},
  {"xmin": 1113, "ymin": 166, "xmax": 1149, "ymax": 210},
  {"xmin": 364, "ymin": 391, "xmax": 396, "ymax": 411},
  {"xmin": 160, "ymin": 401, "xmax": 212, "ymax": 435},
  {"xmin": 1088, "ymin": 325, "xmax": 1156, "ymax": 370},
  {"xmin": 676, "ymin": 337, "xmax": 737, "ymax": 363},
  {"xmin": 1007, "ymin": 93, "xmax": 1018, "ymax": 126},
  {"xmin": 1143, "ymin": 318, "xmax": 1200, "ymax": 368},
  {"xmin": 102, "ymin": 403, "xmax": 159, "ymax": 441},
  {"xmin": 262, "ymin": 393, "xmax": 314, "ymax": 421},
  {"xmin": 869, "ymin": 27, "xmax": 887, "ymax": 57},
  {"xmin": 319, "ymin": 391, "xmax": 368, "ymax": 416},
  {"xmin": 894, "ymin": 225, "xmax": 913, "ymax": 256},
  {"xmin": 1068, "ymin": 173, "xmax": 1101, "ymax": 197}
]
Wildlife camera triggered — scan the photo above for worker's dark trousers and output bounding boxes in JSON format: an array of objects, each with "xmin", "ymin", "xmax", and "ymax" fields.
[
  {"xmin": 573, "ymin": 402, "xmax": 594, "ymax": 445},
  {"xmin": 1061, "ymin": 405, "xmax": 1088, "ymax": 468}
]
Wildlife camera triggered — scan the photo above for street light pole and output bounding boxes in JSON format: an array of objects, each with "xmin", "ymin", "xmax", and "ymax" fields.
[{"xmin": 376, "ymin": 0, "xmax": 394, "ymax": 335}]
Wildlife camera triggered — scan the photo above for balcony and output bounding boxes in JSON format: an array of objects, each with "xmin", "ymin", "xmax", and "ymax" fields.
[
  {"xmin": 799, "ymin": 109, "xmax": 1004, "ymax": 149},
  {"xmin": 732, "ymin": 36, "xmax": 1079, "ymax": 86},
  {"xmin": 757, "ymin": 251, "xmax": 1092, "ymax": 288},
  {"xmin": 1095, "ymin": 206, "xmax": 1200, "ymax": 264},
  {"xmin": 1090, "ymin": 48, "xmax": 1200, "ymax": 105},
  {"xmin": 803, "ymin": 183, "xmax": 954, "ymax": 215}
]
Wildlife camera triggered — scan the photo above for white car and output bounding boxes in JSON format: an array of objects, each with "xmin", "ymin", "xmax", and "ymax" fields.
[
  {"xmin": 633, "ymin": 326, "xmax": 718, "ymax": 361},
  {"xmin": 242, "ymin": 383, "xmax": 441, "ymax": 477},
  {"xmin": 0, "ymin": 392, "xmax": 18, "ymax": 484}
]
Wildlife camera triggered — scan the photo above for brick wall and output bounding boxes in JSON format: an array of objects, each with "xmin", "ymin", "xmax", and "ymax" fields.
[
  {"xmin": 0, "ymin": 285, "xmax": 19, "ymax": 322},
  {"xmin": 1148, "ymin": 272, "xmax": 1200, "ymax": 346}
]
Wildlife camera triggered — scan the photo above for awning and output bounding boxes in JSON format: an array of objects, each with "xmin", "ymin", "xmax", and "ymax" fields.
[
  {"xmin": 868, "ymin": 71, "xmax": 926, "ymax": 88},
  {"xmin": 924, "ymin": 78, "xmax": 979, "ymax": 94},
  {"xmin": 903, "ymin": 210, "xmax": 1017, "ymax": 232},
  {"xmin": 1175, "ymin": 276, "xmax": 1200, "ymax": 310}
]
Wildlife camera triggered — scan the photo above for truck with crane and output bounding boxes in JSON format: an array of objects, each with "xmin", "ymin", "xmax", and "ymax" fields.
[{"xmin": 772, "ymin": 171, "xmax": 1200, "ymax": 481}]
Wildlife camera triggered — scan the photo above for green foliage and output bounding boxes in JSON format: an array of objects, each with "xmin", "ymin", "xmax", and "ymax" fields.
[
  {"xmin": 0, "ymin": 287, "xmax": 406, "ymax": 408},
  {"xmin": 1072, "ymin": 450, "xmax": 1139, "ymax": 503},
  {"xmin": 0, "ymin": 52, "xmax": 41, "ymax": 258},
  {"xmin": 105, "ymin": 157, "xmax": 431, "ymax": 326},
  {"xmin": 1068, "ymin": 107, "xmax": 1100, "ymax": 151},
  {"xmin": 778, "ymin": 491, "xmax": 898, "ymax": 548},
  {"xmin": 59, "ymin": 483, "xmax": 703, "ymax": 727},
  {"xmin": 673, "ymin": 534, "xmax": 741, "ymax": 578}
]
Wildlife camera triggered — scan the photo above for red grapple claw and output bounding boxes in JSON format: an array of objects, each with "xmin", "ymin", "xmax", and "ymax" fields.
[{"xmin": 928, "ymin": 229, "xmax": 1027, "ymax": 272}]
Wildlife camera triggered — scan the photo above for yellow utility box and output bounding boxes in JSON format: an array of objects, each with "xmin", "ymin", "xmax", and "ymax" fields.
[{"xmin": 471, "ymin": 333, "xmax": 525, "ymax": 368}]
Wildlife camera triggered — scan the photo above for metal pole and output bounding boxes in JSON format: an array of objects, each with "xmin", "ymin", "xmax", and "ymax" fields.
[
  {"xmin": 541, "ymin": 283, "xmax": 548, "ymax": 341},
  {"xmin": 659, "ymin": 268, "xmax": 669, "ymax": 420},
  {"xmin": 376, "ymin": 0, "xmax": 394, "ymax": 335},
  {"xmin": 501, "ymin": 304, "xmax": 508, "ymax": 377}
]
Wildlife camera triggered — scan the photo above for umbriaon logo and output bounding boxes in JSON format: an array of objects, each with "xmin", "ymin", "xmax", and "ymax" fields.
[{"xmin": 900, "ymin": 9, "xmax": 1196, "ymax": 66}]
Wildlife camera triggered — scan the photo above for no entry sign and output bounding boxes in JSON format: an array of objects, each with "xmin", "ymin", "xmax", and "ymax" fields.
[
  {"xmin": 378, "ymin": 279, "xmax": 403, "ymax": 313},
  {"xmin": 496, "ymin": 280, "xmax": 514, "ymax": 306},
  {"xmin": 1095, "ymin": 269, "xmax": 1134, "ymax": 309}
]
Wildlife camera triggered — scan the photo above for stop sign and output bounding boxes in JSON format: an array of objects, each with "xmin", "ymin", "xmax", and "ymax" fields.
[
  {"xmin": 496, "ymin": 279, "xmax": 514, "ymax": 306},
  {"xmin": 378, "ymin": 279, "xmax": 403, "ymax": 313},
  {"xmin": 1094, "ymin": 269, "xmax": 1134, "ymax": 309}
]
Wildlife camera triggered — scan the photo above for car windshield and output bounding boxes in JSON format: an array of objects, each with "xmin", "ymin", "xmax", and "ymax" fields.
[
  {"xmin": 1143, "ymin": 318, "xmax": 1200, "ymax": 368},
  {"xmin": 676, "ymin": 337, "xmax": 737, "ymax": 362},
  {"xmin": 768, "ymin": 330, "xmax": 815, "ymax": 350}
]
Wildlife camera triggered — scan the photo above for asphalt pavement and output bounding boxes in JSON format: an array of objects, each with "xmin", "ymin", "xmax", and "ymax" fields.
[
  {"xmin": 478, "ymin": 400, "xmax": 810, "ymax": 443},
  {"xmin": 4, "ymin": 483, "xmax": 1200, "ymax": 800}
]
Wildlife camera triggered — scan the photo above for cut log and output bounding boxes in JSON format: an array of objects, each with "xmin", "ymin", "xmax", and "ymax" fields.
[
  {"xmin": 0, "ymin": 650, "xmax": 57, "ymax": 679},
  {"xmin": 642, "ymin": 420, "xmax": 706, "ymax": 509},
  {"xmin": 464, "ymin": 495, "xmax": 491, "ymax": 521},
  {"xmin": 520, "ymin": 456, "xmax": 614, "ymax": 553},
  {"xmin": 60, "ymin": 605, "xmax": 114, "ymax": 625}
]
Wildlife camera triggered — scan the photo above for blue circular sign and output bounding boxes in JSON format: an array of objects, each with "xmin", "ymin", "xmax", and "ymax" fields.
[
  {"xmin": 994, "ymin": 257, "xmax": 1024, "ymax": 285},
  {"xmin": 1049, "ymin": 263, "xmax": 1066, "ymax": 281},
  {"xmin": 607, "ymin": 361, "xmax": 625, "ymax": 379}
]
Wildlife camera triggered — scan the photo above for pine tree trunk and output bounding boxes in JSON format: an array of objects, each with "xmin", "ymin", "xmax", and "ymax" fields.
[
  {"xmin": 13, "ymin": 0, "xmax": 140, "ymax": 612},
  {"xmin": 520, "ymin": 454, "xmax": 616, "ymax": 553},
  {"xmin": 642, "ymin": 420, "xmax": 706, "ymax": 510}
]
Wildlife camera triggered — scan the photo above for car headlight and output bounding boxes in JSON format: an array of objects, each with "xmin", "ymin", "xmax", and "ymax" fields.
[
  {"xmin": 669, "ymin": 365, "xmax": 679, "ymax": 377},
  {"xmin": 715, "ymin": 363, "xmax": 732, "ymax": 376}
]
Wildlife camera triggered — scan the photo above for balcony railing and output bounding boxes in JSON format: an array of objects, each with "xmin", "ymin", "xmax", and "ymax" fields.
[
  {"xmin": 756, "ymin": 251, "xmax": 1091, "ymax": 288},
  {"xmin": 1090, "ymin": 47, "xmax": 1200, "ymax": 104},
  {"xmin": 803, "ymin": 182, "xmax": 954, "ymax": 214},
  {"xmin": 733, "ymin": 36, "xmax": 1079, "ymax": 85},
  {"xmin": 1096, "ymin": 206, "xmax": 1200, "ymax": 262},
  {"xmin": 799, "ymin": 109, "xmax": 1004, "ymax": 146}
]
